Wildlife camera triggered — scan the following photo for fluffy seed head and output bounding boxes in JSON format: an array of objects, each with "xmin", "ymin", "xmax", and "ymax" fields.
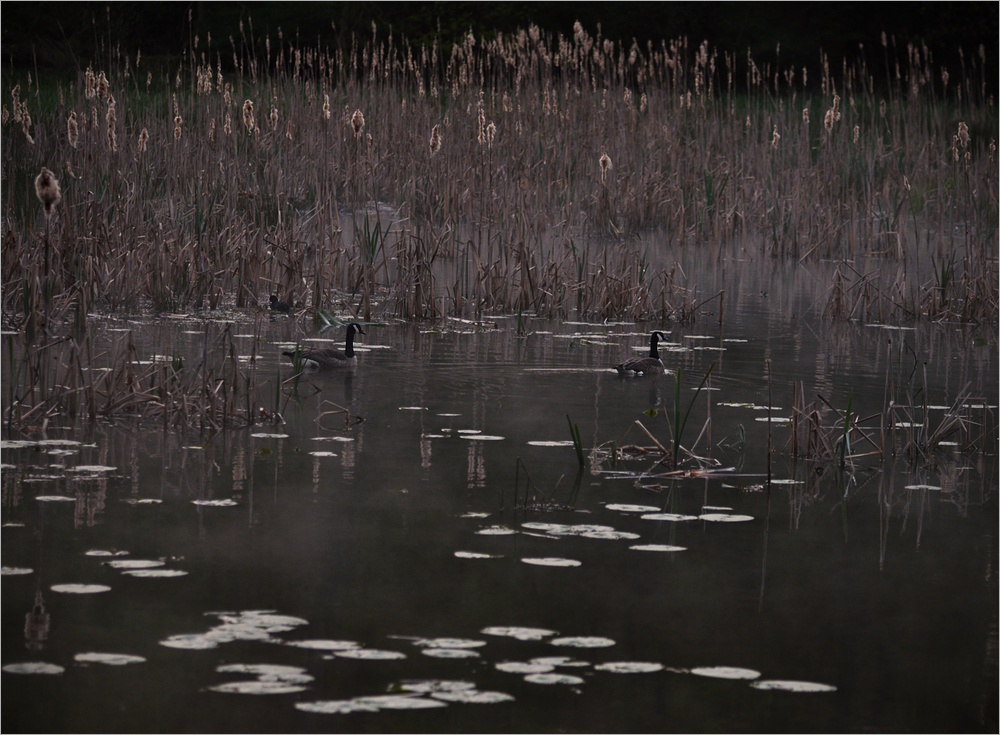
[
  {"xmin": 599, "ymin": 152, "xmax": 612, "ymax": 182},
  {"xmin": 21, "ymin": 102, "xmax": 34, "ymax": 144},
  {"xmin": 242, "ymin": 100, "xmax": 255, "ymax": 132},
  {"xmin": 323, "ymin": 93, "xmax": 331, "ymax": 120},
  {"xmin": 97, "ymin": 72, "xmax": 109, "ymax": 100},
  {"xmin": 957, "ymin": 121, "xmax": 969, "ymax": 148},
  {"xmin": 67, "ymin": 111, "xmax": 79, "ymax": 148},
  {"xmin": 84, "ymin": 69, "xmax": 95, "ymax": 99},
  {"xmin": 853, "ymin": 125, "xmax": 860, "ymax": 143},
  {"xmin": 486, "ymin": 121, "xmax": 496, "ymax": 149},
  {"xmin": 429, "ymin": 124, "xmax": 442, "ymax": 155},
  {"xmin": 138, "ymin": 127, "xmax": 149, "ymax": 153},
  {"xmin": 351, "ymin": 109, "xmax": 365, "ymax": 137},
  {"xmin": 35, "ymin": 167, "xmax": 61, "ymax": 218},
  {"xmin": 173, "ymin": 114, "xmax": 182, "ymax": 141},
  {"xmin": 771, "ymin": 126, "xmax": 780, "ymax": 148}
]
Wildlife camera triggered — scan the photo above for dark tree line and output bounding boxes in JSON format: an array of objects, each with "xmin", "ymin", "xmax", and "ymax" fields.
[{"xmin": 3, "ymin": 1, "xmax": 996, "ymax": 90}]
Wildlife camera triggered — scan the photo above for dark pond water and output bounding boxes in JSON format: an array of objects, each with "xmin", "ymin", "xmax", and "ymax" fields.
[{"xmin": 2, "ymin": 261, "xmax": 997, "ymax": 732}]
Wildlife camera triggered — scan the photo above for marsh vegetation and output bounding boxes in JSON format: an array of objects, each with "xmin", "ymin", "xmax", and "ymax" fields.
[{"xmin": 1, "ymin": 19, "xmax": 997, "ymax": 734}]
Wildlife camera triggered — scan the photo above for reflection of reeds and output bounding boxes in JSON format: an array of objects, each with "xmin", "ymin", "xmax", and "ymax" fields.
[
  {"xmin": 3, "ymin": 324, "xmax": 271, "ymax": 433},
  {"xmin": 0, "ymin": 22, "xmax": 993, "ymax": 332}
]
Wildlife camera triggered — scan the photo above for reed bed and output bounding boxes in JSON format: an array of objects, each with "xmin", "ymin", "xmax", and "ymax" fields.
[
  {"xmin": 3, "ymin": 318, "xmax": 275, "ymax": 433},
  {"xmin": 0, "ymin": 22, "xmax": 995, "ymax": 331}
]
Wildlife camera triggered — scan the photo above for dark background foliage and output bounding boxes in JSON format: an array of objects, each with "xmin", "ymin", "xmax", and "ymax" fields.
[{"xmin": 3, "ymin": 1, "xmax": 997, "ymax": 89}]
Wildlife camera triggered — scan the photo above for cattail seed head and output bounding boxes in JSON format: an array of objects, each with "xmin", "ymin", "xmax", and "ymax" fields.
[
  {"xmin": 323, "ymin": 93, "xmax": 331, "ymax": 120},
  {"xmin": 84, "ymin": 69, "xmax": 95, "ymax": 99},
  {"xmin": 97, "ymin": 71, "xmax": 109, "ymax": 100},
  {"xmin": 771, "ymin": 125, "xmax": 780, "ymax": 148},
  {"xmin": 429, "ymin": 124, "xmax": 442, "ymax": 155},
  {"xmin": 957, "ymin": 121, "xmax": 969, "ymax": 148},
  {"xmin": 67, "ymin": 111, "xmax": 79, "ymax": 148},
  {"xmin": 35, "ymin": 167, "xmax": 61, "ymax": 219},
  {"xmin": 351, "ymin": 109, "xmax": 365, "ymax": 137},
  {"xmin": 173, "ymin": 114, "xmax": 182, "ymax": 140},
  {"xmin": 486, "ymin": 120, "xmax": 496, "ymax": 149},
  {"xmin": 138, "ymin": 127, "xmax": 149, "ymax": 152},
  {"xmin": 11, "ymin": 85, "xmax": 21, "ymax": 122},
  {"xmin": 21, "ymin": 102, "xmax": 34, "ymax": 144},
  {"xmin": 242, "ymin": 100, "xmax": 255, "ymax": 132},
  {"xmin": 270, "ymin": 104, "xmax": 278, "ymax": 130},
  {"xmin": 209, "ymin": 118, "xmax": 216, "ymax": 142},
  {"xmin": 823, "ymin": 108, "xmax": 834, "ymax": 132},
  {"xmin": 224, "ymin": 113, "xmax": 232, "ymax": 136},
  {"xmin": 599, "ymin": 152, "xmax": 612, "ymax": 182},
  {"xmin": 853, "ymin": 125, "xmax": 860, "ymax": 143}
]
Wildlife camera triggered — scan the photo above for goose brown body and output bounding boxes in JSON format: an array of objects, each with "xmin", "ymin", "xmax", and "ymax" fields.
[
  {"xmin": 283, "ymin": 323, "xmax": 366, "ymax": 369},
  {"xmin": 614, "ymin": 331, "xmax": 667, "ymax": 376}
]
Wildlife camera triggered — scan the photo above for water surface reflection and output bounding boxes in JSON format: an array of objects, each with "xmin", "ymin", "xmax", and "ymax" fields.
[{"xmin": 2, "ymin": 310, "xmax": 996, "ymax": 733}]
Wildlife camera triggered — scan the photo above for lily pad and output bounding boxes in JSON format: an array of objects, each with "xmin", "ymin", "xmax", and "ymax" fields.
[
  {"xmin": 285, "ymin": 639, "xmax": 361, "ymax": 651},
  {"xmin": 550, "ymin": 636, "xmax": 615, "ymax": 648},
  {"xmin": 481, "ymin": 626, "xmax": 557, "ymax": 641},
  {"xmin": 335, "ymin": 649, "xmax": 407, "ymax": 660},
  {"xmin": 74, "ymin": 652, "xmax": 146, "ymax": 666},
  {"xmin": 524, "ymin": 672, "xmax": 585, "ymax": 685},
  {"xmin": 454, "ymin": 551, "xmax": 502, "ymax": 559},
  {"xmin": 605, "ymin": 504, "xmax": 661, "ymax": 513},
  {"xmin": 496, "ymin": 661, "xmax": 556, "ymax": 674},
  {"xmin": 750, "ymin": 679, "xmax": 837, "ymax": 693},
  {"xmin": 431, "ymin": 689, "xmax": 515, "ymax": 704},
  {"xmin": 50, "ymin": 584, "xmax": 111, "ymax": 594},
  {"xmin": 421, "ymin": 649, "xmax": 480, "ymax": 659},
  {"xmin": 640, "ymin": 513, "xmax": 698, "ymax": 522},
  {"xmin": 594, "ymin": 662, "xmax": 664, "ymax": 674},
  {"xmin": 2, "ymin": 662, "xmax": 65, "ymax": 675},
  {"xmin": 123, "ymin": 569, "xmax": 188, "ymax": 578},
  {"xmin": 106, "ymin": 559, "xmax": 164, "ymax": 570},
  {"xmin": 699, "ymin": 513, "xmax": 754, "ymax": 522},
  {"xmin": 521, "ymin": 557, "xmax": 582, "ymax": 567},
  {"xmin": 209, "ymin": 681, "xmax": 307, "ymax": 695},
  {"xmin": 691, "ymin": 666, "xmax": 761, "ymax": 680}
]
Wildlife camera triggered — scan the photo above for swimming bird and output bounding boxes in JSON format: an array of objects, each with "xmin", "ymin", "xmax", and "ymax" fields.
[
  {"xmin": 269, "ymin": 295, "xmax": 291, "ymax": 313},
  {"xmin": 614, "ymin": 331, "xmax": 667, "ymax": 376},
  {"xmin": 283, "ymin": 322, "xmax": 366, "ymax": 369}
]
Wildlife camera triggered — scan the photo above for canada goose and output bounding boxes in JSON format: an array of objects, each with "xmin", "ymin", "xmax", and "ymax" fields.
[
  {"xmin": 283, "ymin": 322, "xmax": 366, "ymax": 369},
  {"xmin": 614, "ymin": 331, "xmax": 667, "ymax": 376},
  {"xmin": 269, "ymin": 295, "xmax": 291, "ymax": 313}
]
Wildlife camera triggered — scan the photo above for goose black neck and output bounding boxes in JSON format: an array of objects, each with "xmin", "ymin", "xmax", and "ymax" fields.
[
  {"xmin": 648, "ymin": 331, "xmax": 662, "ymax": 359},
  {"xmin": 344, "ymin": 324, "xmax": 364, "ymax": 358}
]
